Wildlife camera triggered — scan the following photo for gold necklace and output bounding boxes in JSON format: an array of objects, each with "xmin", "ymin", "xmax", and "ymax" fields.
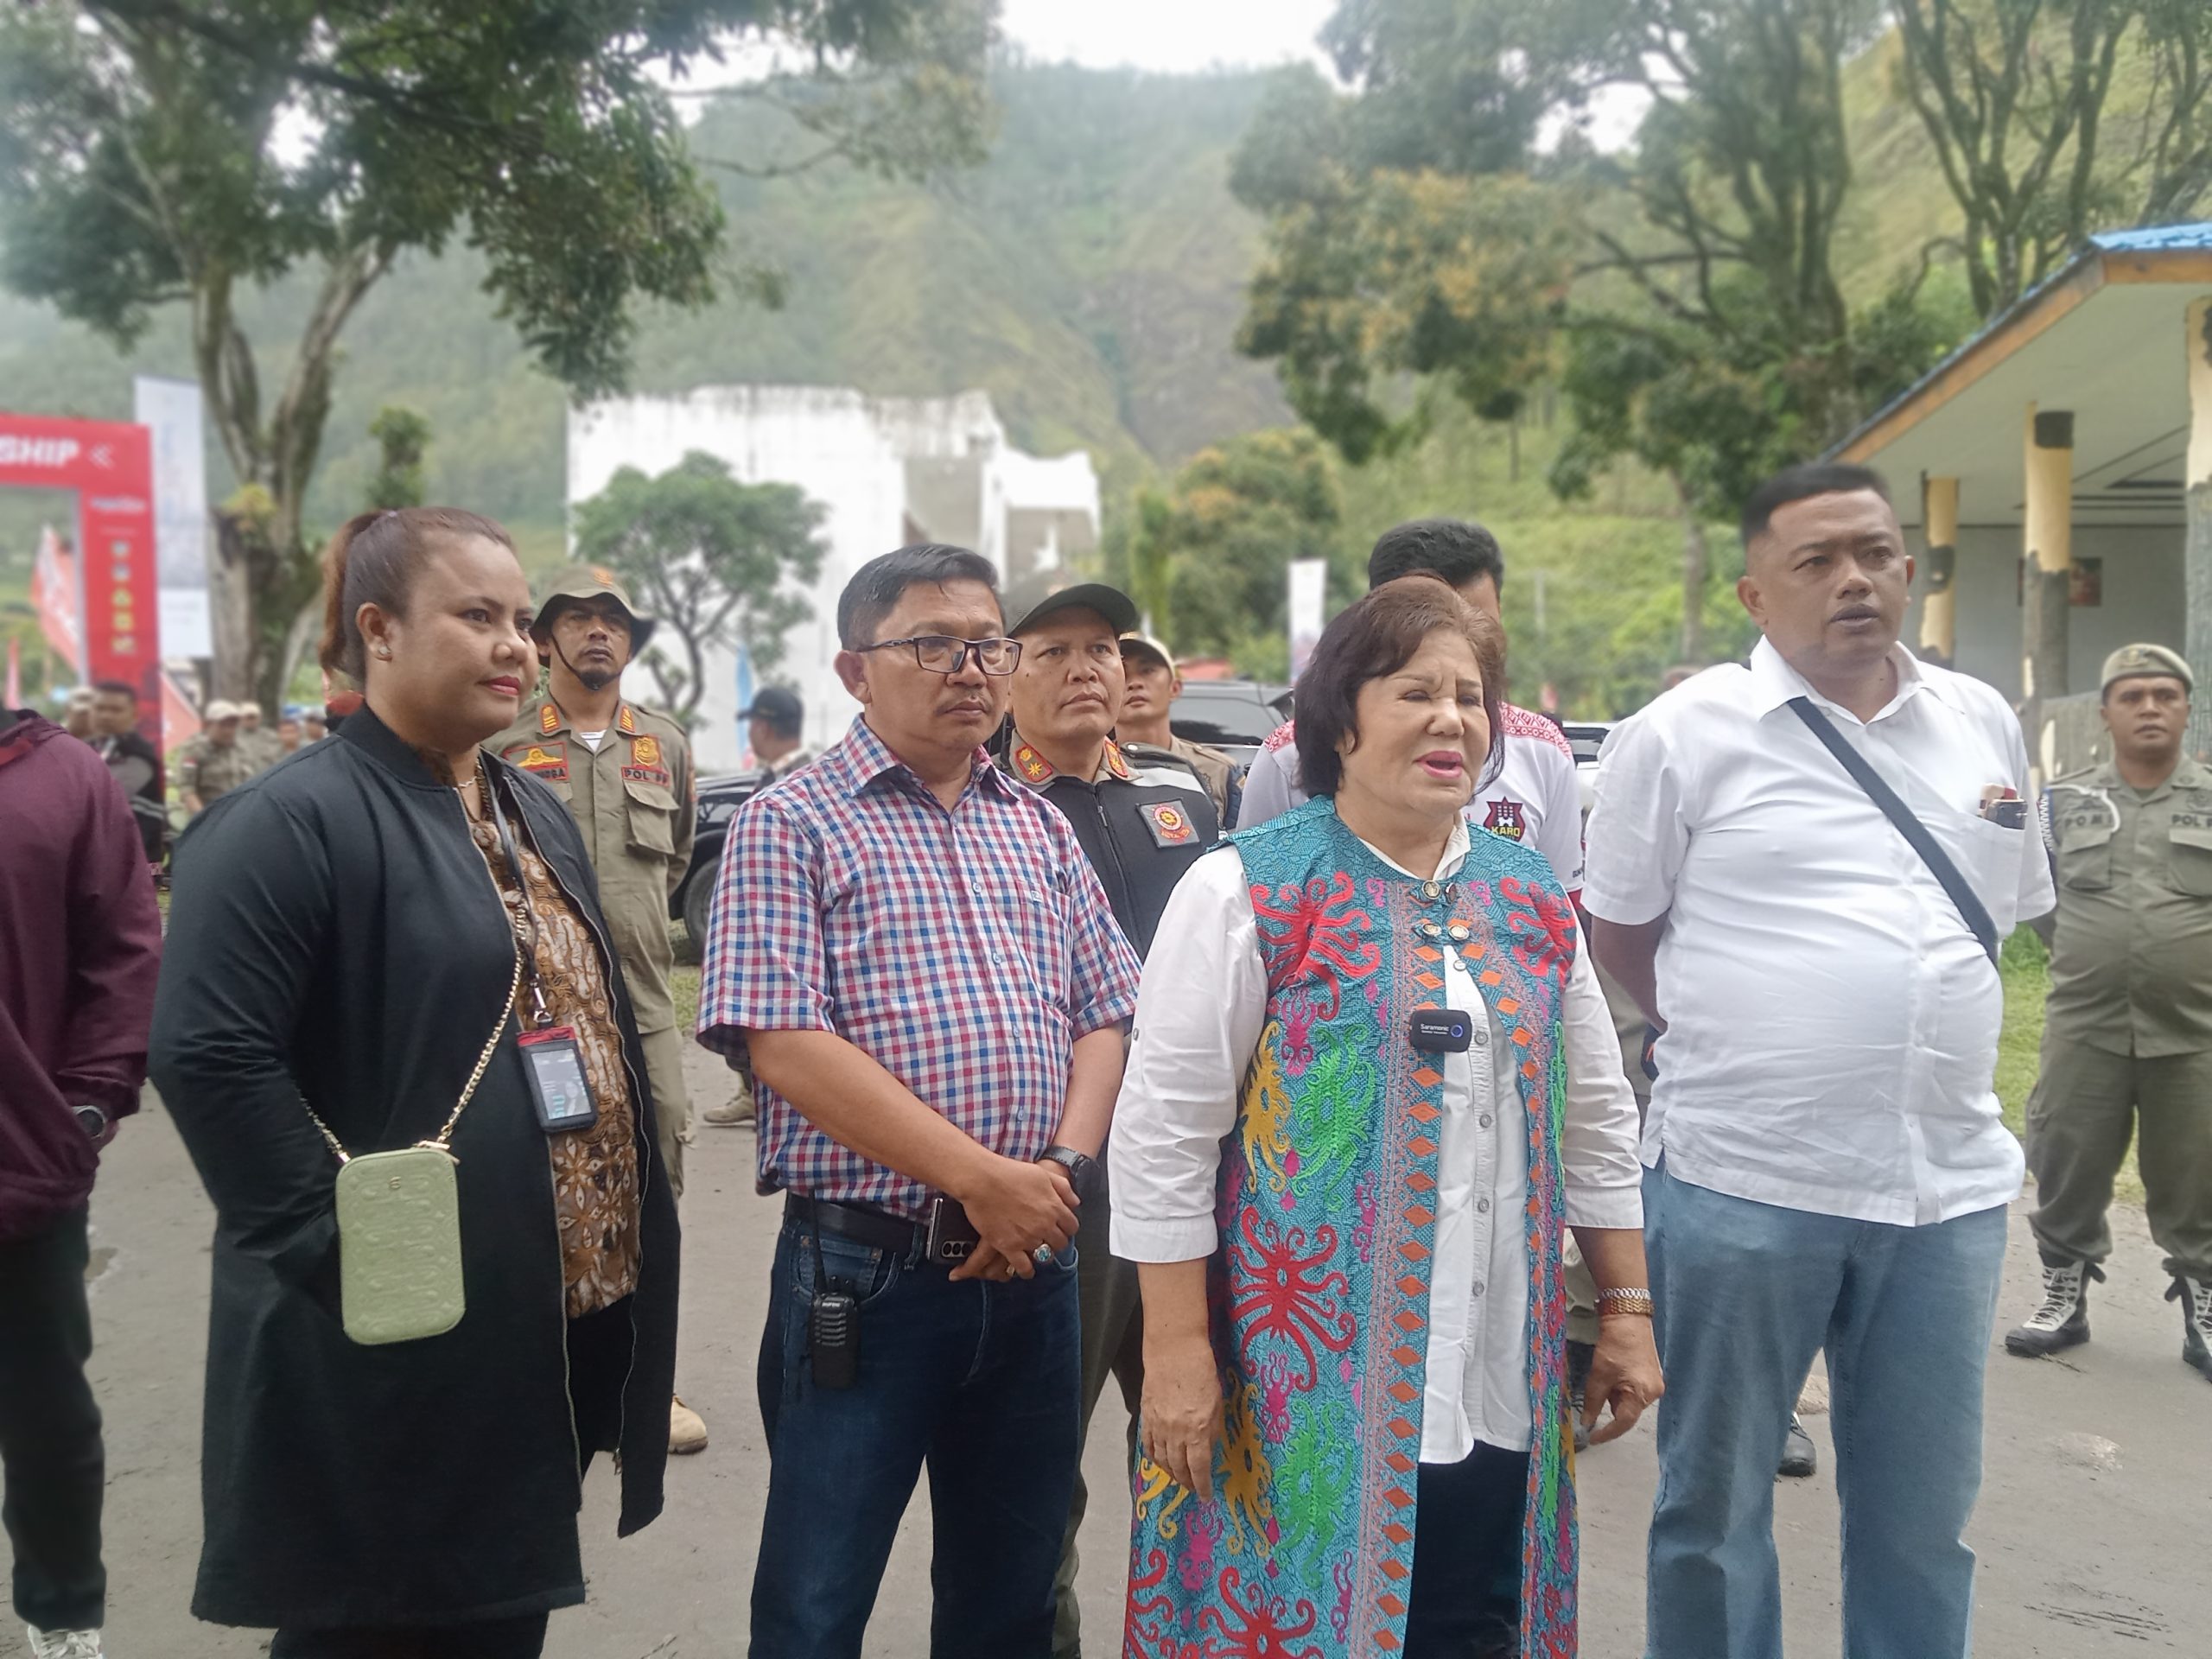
[{"xmin": 456, "ymin": 754, "xmax": 488, "ymax": 823}]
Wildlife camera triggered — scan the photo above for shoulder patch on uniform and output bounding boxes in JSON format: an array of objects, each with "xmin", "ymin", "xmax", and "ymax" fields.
[
  {"xmin": 1101, "ymin": 738, "xmax": 1135, "ymax": 781},
  {"xmin": 538, "ymin": 702, "xmax": 561, "ymax": 735},
  {"xmin": 1140, "ymin": 800, "xmax": 1198, "ymax": 848},
  {"xmin": 1011, "ymin": 741, "xmax": 1055, "ymax": 785},
  {"xmin": 617, "ymin": 704, "xmax": 638, "ymax": 735}
]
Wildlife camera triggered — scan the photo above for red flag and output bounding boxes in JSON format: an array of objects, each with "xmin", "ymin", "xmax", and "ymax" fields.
[
  {"xmin": 3, "ymin": 638, "xmax": 19, "ymax": 709},
  {"xmin": 29, "ymin": 524, "xmax": 83, "ymax": 676},
  {"xmin": 161, "ymin": 664, "xmax": 202, "ymax": 755}
]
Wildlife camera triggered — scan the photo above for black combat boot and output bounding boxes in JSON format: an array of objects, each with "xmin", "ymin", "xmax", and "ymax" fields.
[
  {"xmin": 2004, "ymin": 1258, "xmax": 2101, "ymax": 1357},
  {"xmin": 2167, "ymin": 1274, "xmax": 2212, "ymax": 1382}
]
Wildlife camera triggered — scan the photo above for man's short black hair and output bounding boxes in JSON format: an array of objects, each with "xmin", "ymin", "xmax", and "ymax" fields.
[
  {"xmin": 1367, "ymin": 519, "xmax": 1505, "ymax": 595},
  {"xmin": 92, "ymin": 680, "xmax": 137, "ymax": 702},
  {"xmin": 1739, "ymin": 463, "xmax": 1891, "ymax": 549},
  {"xmin": 836, "ymin": 543, "xmax": 1001, "ymax": 649}
]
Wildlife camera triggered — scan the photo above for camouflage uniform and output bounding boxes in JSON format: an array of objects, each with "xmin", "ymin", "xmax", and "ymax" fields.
[{"xmin": 175, "ymin": 734, "xmax": 261, "ymax": 811}]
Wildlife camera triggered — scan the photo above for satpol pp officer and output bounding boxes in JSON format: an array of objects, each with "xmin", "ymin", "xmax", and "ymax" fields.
[
  {"xmin": 2011, "ymin": 643, "xmax": 2212, "ymax": 1384},
  {"xmin": 493, "ymin": 565, "xmax": 707, "ymax": 1450}
]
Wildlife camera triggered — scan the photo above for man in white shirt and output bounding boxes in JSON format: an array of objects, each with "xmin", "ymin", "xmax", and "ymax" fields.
[
  {"xmin": 1241, "ymin": 521, "xmax": 1586, "ymax": 901},
  {"xmin": 1585, "ymin": 464, "xmax": 2054, "ymax": 1659}
]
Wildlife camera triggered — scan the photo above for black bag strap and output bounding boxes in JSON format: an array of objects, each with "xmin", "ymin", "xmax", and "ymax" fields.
[{"xmin": 1787, "ymin": 696, "xmax": 2000, "ymax": 966}]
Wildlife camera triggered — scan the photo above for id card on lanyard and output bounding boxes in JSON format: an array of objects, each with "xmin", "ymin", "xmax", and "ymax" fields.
[{"xmin": 486, "ymin": 770, "xmax": 601, "ymax": 1136}]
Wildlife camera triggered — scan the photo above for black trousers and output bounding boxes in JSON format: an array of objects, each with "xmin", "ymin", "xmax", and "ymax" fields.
[
  {"xmin": 1405, "ymin": 1440, "xmax": 1529, "ymax": 1658},
  {"xmin": 0, "ymin": 1207, "xmax": 105, "ymax": 1632},
  {"xmin": 269, "ymin": 1614, "xmax": 550, "ymax": 1658}
]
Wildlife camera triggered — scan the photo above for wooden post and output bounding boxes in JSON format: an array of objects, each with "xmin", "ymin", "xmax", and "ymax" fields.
[
  {"xmin": 2022, "ymin": 404, "xmax": 2074, "ymax": 775},
  {"xmin": 1920, "ymin": 474, "xmax": 1960, "ymax": 667},
  {"xmin": 2188, "ymin": 297, "xmax": 2212, "ymax": 762}
]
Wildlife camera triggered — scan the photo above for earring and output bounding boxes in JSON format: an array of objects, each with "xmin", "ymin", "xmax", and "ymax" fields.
[{"xmin": 374, "ymin": 646, "xmax": 391, "ymax": 660}]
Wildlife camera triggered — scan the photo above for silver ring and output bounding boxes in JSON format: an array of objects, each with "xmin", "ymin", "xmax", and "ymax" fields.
[{"xmin": 1031, "ymin": 1244, "xmax": 1054, "ymax": 1267}]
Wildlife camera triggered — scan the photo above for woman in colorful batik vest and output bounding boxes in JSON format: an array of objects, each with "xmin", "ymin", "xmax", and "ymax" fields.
[{"xmin": 1109, "ymin": 577, "xmax": 1662, "ymax": 1657}]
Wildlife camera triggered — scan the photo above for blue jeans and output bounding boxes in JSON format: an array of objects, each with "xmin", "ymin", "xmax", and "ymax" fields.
[
  {"xmin": 1642, "ymin": 1163, "xmax": 2007, "ymax": 1659},
  {"xmin": 750, "ymin": 1220, "xmax": 1082, "ymax": 1659}
]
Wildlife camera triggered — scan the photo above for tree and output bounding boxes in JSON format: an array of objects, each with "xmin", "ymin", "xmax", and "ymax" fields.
[
  {"xmin": 1127, "ymin": 429, "xmax": 1351, "ymax": 678},
  {"xmin": 1231, "ymin": 0, "xmax": 1968, "ymax": 670},
  {"xmin": 1236, "ymin": 1, "xmax": 1908, "ymax": 480},
  {"xmin": 0, "ymin": 1, "xmax": 994, "ymax": 709},
  {"xmin": 366, "ymin": 407, "xmax": 431, "ymax": 512},
  {"xmin": 572, "ymin": 451, "xmax": 827, "ymax": 722},
  {"xmin": 1891, "ymin": 1, "xmax": 2212, "ymax": 317}
]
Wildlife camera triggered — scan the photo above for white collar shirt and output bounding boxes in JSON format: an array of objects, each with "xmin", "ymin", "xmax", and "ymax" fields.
[
  {"xmin": 1582, "ymin": 639, "xmax": 2056, "ymax": 1226},
  {"xmin": 1110, "ymin": 815, "xmax": 1644, "ymax": 1462}
]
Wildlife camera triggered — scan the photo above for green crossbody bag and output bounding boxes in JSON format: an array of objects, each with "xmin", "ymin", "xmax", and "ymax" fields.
[{"xmin": 308, "ymin": 953, "xmax": 521, "ymax": 1346}]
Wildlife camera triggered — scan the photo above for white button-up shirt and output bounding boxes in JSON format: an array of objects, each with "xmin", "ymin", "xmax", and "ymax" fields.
[
  {"xmin": 1582, "ymin": 639, "xmax": 2056, "ymax": 1226},
  {"xmin": 1110, "ymin": 817, "xmax": 1644, "ymax": 1462}
]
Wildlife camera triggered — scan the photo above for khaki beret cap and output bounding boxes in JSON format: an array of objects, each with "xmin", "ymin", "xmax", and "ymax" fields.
[{"xmin": 2100, "ymin": 643, "xmax": 2192, "ymax": 694}]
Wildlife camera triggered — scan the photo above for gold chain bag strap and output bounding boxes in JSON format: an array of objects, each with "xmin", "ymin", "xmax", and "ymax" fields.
[{"xmin": 308, "ymin": 950, "xmax": 523, "ymax": 1345}]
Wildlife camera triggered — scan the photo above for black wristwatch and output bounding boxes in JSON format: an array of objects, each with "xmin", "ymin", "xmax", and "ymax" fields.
[
  {"xmin": 73, "ymin": 1104, "xmax": 109, "ymax": 1141},
  {"xmin": 1039, "ymin": 1144, "xmax": 1097, "ymax": 1191}
]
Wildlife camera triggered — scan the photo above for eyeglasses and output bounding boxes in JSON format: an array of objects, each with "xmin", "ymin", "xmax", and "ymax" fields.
[{"xmin": 854, "ymin": 634, "xmax": 1024, "ymax": 676}]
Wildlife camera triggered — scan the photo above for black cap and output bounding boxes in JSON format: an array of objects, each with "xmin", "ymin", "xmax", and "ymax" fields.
[
  {"xmin": 741, "ymin": 685, "xmax": 804, "ymax": 724},
  {"xmin": 1007, "ymin": 582, "xmax": 1140, "ymax": 639}
]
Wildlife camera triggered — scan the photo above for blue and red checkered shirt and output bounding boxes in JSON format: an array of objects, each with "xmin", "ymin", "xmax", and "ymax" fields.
[{"xmin": 697, "ymin": 717, "xmax": 1142, "ymax": 1220}]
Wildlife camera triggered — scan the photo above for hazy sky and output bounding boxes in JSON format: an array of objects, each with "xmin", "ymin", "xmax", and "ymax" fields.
[{"xmin": 999, "ymin": 0, "xmax": 1339, "ymax": 75}]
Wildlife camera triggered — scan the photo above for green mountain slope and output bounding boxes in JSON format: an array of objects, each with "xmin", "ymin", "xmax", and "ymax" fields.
[{"xmin": 0, "ymin": 61, "xmax": 1292, "ymax": 547}]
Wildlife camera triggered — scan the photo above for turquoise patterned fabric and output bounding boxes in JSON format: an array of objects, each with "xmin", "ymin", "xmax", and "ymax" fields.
[{"xmin": 1124, "ymin": 795, "xmax": 1580, "ymax": 1657}]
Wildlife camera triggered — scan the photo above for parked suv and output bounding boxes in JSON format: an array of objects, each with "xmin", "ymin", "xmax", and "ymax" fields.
[
  {"xmin": 1169, "ymin": 680, "xmax": 1293, "ymax": 769},
  {"xmin": 670, "ymin": 769, "xmax": 766, "ymax": 947}
]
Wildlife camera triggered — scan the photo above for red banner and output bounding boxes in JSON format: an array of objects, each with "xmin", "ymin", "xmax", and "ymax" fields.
[{"xmin": 0, "ymin": 414, "xmax": 161, "ymax": 746}]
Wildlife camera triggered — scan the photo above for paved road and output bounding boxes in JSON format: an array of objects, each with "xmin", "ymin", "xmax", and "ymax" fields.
[{"xmin": 18, "ymin": 1046, "xmax": 2206, "ymax": 1657}]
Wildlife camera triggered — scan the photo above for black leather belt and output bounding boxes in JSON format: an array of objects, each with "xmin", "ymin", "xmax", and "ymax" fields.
[{"xmin": 785, "ymin": 1193, "xmax": 926, "ymax": 1257}]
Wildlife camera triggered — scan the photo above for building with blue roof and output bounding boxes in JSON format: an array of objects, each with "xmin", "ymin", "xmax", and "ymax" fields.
[{"xmin": 1827, "ymin": 223, "xmax": 2212, "ymax": 769}]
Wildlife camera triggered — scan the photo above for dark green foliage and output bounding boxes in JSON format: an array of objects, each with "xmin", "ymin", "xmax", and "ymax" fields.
[
  {"xmin": 571, "ymin": 450, "xmax": 828, "ymax": 721},
  {"xmin": 366, "ymin": 407, "xmax": 432, "ymax": 512},
  {"xmin": 0, "ymin": 1, "xmax": 991, "ymax": 705}
]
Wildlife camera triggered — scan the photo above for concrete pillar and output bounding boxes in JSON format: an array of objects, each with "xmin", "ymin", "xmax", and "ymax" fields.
[
  {"xmin": 2188, "ymin": 297, "xmax": 2212, "ymax": 761},
  {"xmin": 2022, "ymin": 405, "xmax": 2074, "ymax": 776},
  {"xmin": 1919, "ymin": 474, "xmax": 1960, "ymax": 667}
]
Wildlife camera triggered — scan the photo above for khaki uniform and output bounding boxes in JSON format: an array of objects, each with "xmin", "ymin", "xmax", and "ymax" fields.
[
  {"xmin": 2028, "ymin": 756, "xmax": 2212, "ymax": 1279},
  {"xmin": 238, "ymin": 724, "xmax": 283, "ymax": 772},
  {"xmin": 494, "ymin": 696, "xmax": 697, "ymax": 1197},
  {"xmin": 176, "ymin": 734, "xmax": 261, "ymax": 810}
]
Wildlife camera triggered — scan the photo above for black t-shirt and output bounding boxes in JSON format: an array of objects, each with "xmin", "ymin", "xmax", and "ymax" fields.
[{"xmin": 95, "ymin": 728, "xmax": 164, "ymax": 804}]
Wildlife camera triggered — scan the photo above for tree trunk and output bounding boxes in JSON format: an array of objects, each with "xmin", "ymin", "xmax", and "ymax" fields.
[
  {"xmin": 1672, "ymin": 471, "xmax": 1709, "ymax": 664},
  {"xmin": 191, "ymin": 246, "xmax": 391, "ymax": 711}
]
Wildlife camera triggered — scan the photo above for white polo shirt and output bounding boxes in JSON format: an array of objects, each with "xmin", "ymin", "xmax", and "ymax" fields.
[
  {"xmin": 1240, "ymin": 703, "xmax": 1586, "ymax": 894},
  {"xmin": 1582, "ymin": 639, "xmax": 2055, "ymax": 1227}
]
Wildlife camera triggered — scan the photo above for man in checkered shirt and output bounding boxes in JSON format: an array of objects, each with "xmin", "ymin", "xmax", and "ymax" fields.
[{"xmin": 698, "ymin": 543, "xmax": 1141, "ymax": 1658}]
